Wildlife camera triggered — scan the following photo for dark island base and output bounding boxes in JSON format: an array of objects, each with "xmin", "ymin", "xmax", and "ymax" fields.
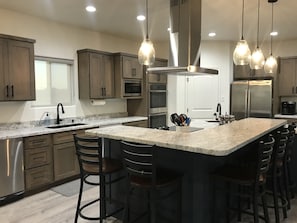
[{"xmin": 107, "ymin": 138, "xmax": 297, "ymax": 223}]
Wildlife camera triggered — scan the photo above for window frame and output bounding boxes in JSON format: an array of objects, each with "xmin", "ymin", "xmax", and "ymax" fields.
[{"xmin": 32, "ymin": 56, "xmax": 75, "ymax": 107}]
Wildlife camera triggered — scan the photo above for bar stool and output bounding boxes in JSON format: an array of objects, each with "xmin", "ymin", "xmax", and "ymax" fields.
[
  {"xmin": 73, "ymin": 134, "xmax": 124, "ymax": 223},
  {"xmin": 212, "ymin": 134, "xmax": 275, "ymax": 223},
  {"xmin": 284, "ymin": 123, "xmax": 296, "ymax": 209},
  {"xmin": 120, "ymin": 141, "xmax": 182, "ymax": 223},
  {"xmin": 267, "ymin": 127, "xmax": 289, "ymax": 223}
]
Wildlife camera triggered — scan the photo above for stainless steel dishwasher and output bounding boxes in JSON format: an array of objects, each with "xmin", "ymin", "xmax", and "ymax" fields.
[{"xmin": 0, "ymin": 138, "xmax": 24, "ymax": 203}]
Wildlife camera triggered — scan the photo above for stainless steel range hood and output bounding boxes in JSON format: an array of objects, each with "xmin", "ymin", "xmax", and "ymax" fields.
[{"xmin": 147, "ymin": 0, "xmax": 218, "ymax": 75}]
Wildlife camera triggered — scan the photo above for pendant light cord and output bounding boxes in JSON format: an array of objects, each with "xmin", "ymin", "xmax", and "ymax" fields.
[
  {"xmin": 241, "ymin": 0, "xmax": 245, "ymax": 40},
  {"xmin": 146, "ymin": 0, "xmax": 149, "ymax": 39},
  {"xmin": 256, "ymin": 0, "xmax": 260, "ymax": 48},
  {"xmin": 270, "ymin": 3, "xmax": 274, "ymax": 55}
]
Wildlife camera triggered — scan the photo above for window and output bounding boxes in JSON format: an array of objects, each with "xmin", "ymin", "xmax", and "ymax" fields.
[{"xmin": 32, "ymin": 57, "xmax": 74, "ymax": 107}]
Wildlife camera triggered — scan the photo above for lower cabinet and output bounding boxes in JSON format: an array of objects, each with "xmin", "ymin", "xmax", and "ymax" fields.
[
  {"xmin": 52, "ymin": 130, "xmax": 83, "ymax": 181},
  {"xmin": 123, "ymin": 120, "xmax": 148, "ymax": 128},
  {"xmin": 24, "ymin": 134, "xmax": 53, "ymax": 190}
]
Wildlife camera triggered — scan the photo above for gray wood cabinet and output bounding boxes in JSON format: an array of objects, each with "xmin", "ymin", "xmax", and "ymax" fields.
[
  {"xmin": 114, "ymin": 53, "xmax": 144, "ymax": 99},
  {"xmin": 121, "ymin": 55, "xmax": 143, "ymax": 79},
  {"xmin": 24, "ymin": 134, "xmax": 53, "ymax": 190},
  {"xmin": 233, "ymin": 63, "xmax": 272, "ymax": 80},
  {"xmin": 77, "ymin": 49, "xmax": 114, "ymax": 99},
  {"xmin": 52, "ymin": 130, "xmax": 83, "ymax": 181},
  {"xmin": 0, "ymin": 34, "xmax": 35, "ymax": 101},
  {"xmin": 148, "ymin": 59, "xmax": 167, "ymax": 83},
  {"xmin": 278, "ymin": 57, "xmax": 297, "ymax": 96},
  {"xmin": 123, "ymin": 120, "xmax": 148, "ymax": 128}
]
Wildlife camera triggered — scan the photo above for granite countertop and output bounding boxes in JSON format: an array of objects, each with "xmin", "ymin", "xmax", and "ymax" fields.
[
  {"xmin": 0, "ymin": 116, "xmax": 147, "ymax": 140},
  {"xmin": 86, "ymin": 118, "xmax": 287, "ymax": 156},
  {"xmin": 274, "ymin": 114, "xmax": 297, "ymax": 119}
]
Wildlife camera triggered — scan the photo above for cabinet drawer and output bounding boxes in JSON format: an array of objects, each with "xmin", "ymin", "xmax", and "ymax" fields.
[
  {"xmin": 24, "ymin": 146, "xmax": 52, "ymax": 169},
  {"xmin": 24, "ymin": 134, "xmax": 51, "ymax": 149},
  {"xmin": 25, "ymin": 164, "xmax": 53, "ymax": 190},
  {"xmin": 53, "ymin": 130, "xmax": 85, "ymax": 144},
  {"xmin": 123, "ymin": 120, "xmax": 148, "ymax": 128}
]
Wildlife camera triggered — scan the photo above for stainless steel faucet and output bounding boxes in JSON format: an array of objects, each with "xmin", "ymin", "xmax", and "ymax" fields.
[
  {"xmin": 216, "ymin": 103, "xmax": 222, "ymax": 116},
  {"xmin": 56, "ymin": 103, "xmax": 65, "ymax": 124}
]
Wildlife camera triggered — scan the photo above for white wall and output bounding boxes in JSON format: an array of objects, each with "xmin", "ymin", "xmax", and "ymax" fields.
[
  {"xmin": 168, "ymin": 40, "xmax": 233, "ymax": 120},
  {"xmin": 0, "ymin": 8, "xmax": 168, "ymax": 123}
]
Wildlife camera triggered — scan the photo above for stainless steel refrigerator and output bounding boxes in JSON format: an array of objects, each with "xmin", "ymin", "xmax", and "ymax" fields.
[{"xmin": 230, "ymin": 79, "xmax": 273, "ymax": 120}]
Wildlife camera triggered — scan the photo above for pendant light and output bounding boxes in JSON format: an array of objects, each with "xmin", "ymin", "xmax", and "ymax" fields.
[
  {"xmin": 250, "ymin": 0, "xmax": 265, "ymax": 70},
  {"xmin": 138, "ymin": 0, "xmax": 155, "ymax": 66},
  {"xmin": 264, "ymin": 0, "xmax": 278, "ymax": 74},
  {"xmin": 233, "ymin": 0, "xmax": 251, "ymax": 65}
]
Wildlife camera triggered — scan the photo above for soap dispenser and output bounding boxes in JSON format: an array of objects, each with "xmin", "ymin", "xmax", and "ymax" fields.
[{"xmin": 44, "ymin": 112, "xmax": 51, "ymax": 126}]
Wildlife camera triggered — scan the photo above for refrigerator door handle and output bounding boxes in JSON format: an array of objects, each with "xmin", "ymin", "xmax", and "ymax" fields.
[
  {"xmin": 244, "ymin": 89, "xmax": 248, "ymax": 118},
  {"xmin": 247, "ymin": 89, "xmax": 251, "ymax": 117}
]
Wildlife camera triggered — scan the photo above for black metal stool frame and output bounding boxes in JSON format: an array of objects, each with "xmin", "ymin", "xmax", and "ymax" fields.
[
  {"xmin": 121, "ymin": 140, "xmax": 182, "ymax": 223},
  {"xmin": 73, "ymin": 134, "xmax": 125, "ymax": 223}
]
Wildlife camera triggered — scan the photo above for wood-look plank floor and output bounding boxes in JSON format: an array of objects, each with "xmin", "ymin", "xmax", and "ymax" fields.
[
  {"xmin": 0, "ymin": 187, "xmax": 121, "ymax": 223},
  {"xmin": 1, "ymin": 186, "xmax": 297, "ymax": 223}
]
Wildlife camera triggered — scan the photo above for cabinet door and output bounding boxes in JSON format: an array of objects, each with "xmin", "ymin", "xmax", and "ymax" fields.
[
  {"xmin": 0, "ymin": 39, "xmax": 8, "ymax": 100},
  {"xmin": 233, "ymin": 64, "xmax": 252, "ymax": 79},
  {"xmin": 89, "ymin": 53, "xmax": 114, "ymax": 98},
  {"xmin": 102, "ymin": 54, "xmax": 114, "ymax": 98},
  {"xmin": 8, "ymin": 40, "xmax": 35, "ymax": 100},
  {"xmin": 122, "ymin": 56, "xmax": 143, "ymax": 79},
  {"xmin": 53, "ymin": 141, "xmax": 79, "ymax": 181},
  {"xmin": 278, "ymin": 58, "xmax": 296, "ymax": 96}
]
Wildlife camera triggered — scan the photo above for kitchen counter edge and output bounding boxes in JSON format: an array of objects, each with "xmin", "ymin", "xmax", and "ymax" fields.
[{"xmin": 0, "ymin": 116, "xmax": 147, "ymax": 140}]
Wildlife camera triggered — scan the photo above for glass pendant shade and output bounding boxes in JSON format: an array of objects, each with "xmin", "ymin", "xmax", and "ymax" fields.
[
  {"xmin": 264, "ymin": 55, "xmax": 278, "ymax": 74},
  {"xmin": 233, "ymin": 39, "xmax": 251, "ymax": 65},
  {"xmin": 138, "ymin": 39, "xmax": 155, "ymax": 66},
  {"xmin": 250, "ymin": 47, "xmax": 265, "ymax": 70}
]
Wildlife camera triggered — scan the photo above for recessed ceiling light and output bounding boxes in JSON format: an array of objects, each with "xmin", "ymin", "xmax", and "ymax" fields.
[
  {"xmin": 86, "ymin": 5, "xmax": 96, "ymax": 12},
  {"xmin": 270, "ymin": 31, "xmax": 278, "ymax": 36},
  {"xmin": 208, "ymin": 32, "xmax": 216, "ymax": 37},
  {"xmin": 137, "ymin": 15, "xmax": 145, "ymax": 21}
]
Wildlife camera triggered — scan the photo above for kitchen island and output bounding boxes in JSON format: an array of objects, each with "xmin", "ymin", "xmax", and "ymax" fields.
[{"xmin": 86, "ymin": 118, "xmax": 287, "ymax": 222}]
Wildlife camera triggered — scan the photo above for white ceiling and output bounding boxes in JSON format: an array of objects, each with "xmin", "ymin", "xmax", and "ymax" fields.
[{"xmin": 0, "ymin": 0, "xmax": 295, "ymax": 43}]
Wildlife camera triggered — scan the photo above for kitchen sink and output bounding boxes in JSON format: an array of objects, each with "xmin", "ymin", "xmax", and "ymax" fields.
[
  {"xmin": 206, "ymin": 120, "xmax": 220, "ymax": 123},
  {"xmin": 46, "ymin": 123, "xmax": 86, "ymax": 129}
]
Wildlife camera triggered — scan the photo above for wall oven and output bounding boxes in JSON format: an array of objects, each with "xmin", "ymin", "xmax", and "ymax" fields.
[
  {"xmin": 149, "ymin": 113, "xmax": 167, "ymax": 129},
  {"xmin": 148, "ymin": 83, "xmax": 167, "ymax": 128},
  {"xmin": 149, "ymin": 83, "xmax": 167, "ymax": 114}
]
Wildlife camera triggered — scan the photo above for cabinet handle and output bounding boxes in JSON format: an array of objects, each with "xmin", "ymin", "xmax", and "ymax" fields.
[
  {"xmin": 11, "ymin": 85, "xmax": 14, "ymax": 97},
  {"xmin": 6, "ymin": 85, "xmax": 9, "ymax": 97},
  {"xmin": 132, "ymin": 68, "xmax": 136, "ymax": 76},
  {"xmin": 157, "ymin": 74, "xmax": 161, "ymax": 82}
]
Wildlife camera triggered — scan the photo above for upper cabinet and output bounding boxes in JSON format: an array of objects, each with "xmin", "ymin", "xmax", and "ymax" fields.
[
  {"xmin": 147, "ymin": 59, "xmax": 168, "ymax": 84},
  {"xmin": 77, "ymin": 49, "xmax": 114, "ymax": 99},
  {"xmin": 278, "ymin": 57, "xmax": 297, "ymax": 96},
  {"xmin": 120, "ymin": 54, "xmax": 143, "ymax": 79},
  {"xmin": 0, "ymin": 34, "xmax": 35, "ymax": 101},
  {"xmin": 114, "ymin": 53, "xmax": 144, "ymax": 99},
  {"xmin": 233, "ymin": 64, "xmax": 273, "ymax": 80}
]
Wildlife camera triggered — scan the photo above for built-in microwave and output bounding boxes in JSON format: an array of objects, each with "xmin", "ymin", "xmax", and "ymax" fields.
[{"xmin": 123, "ymin": 79, "xmax": 142, "ymax": 97}]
